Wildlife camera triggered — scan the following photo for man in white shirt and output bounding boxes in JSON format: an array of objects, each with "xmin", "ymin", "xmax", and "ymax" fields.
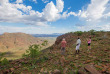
[{"xmin": 76, "ymin": 37, "xmax": 81, "ymax": 54}]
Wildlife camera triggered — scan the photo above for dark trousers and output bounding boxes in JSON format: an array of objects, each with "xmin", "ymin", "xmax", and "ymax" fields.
[{"xmin": 61, "ymin": 47, "xmax": 65, "ymax": 55}]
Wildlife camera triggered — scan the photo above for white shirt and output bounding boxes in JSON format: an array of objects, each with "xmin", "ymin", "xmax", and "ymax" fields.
[{"xmin": 76, "ymin": 39, "xmax": 81, "ymax": 45}]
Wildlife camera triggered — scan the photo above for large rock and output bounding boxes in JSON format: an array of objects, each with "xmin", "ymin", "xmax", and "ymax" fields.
[
  {"xmin": 52, "ymin": 69, "xmax": 61, "ymax": 74},
  {"xmin": 78, "ymin": 67, "xmax": 86, "ymax": 74},
  {"xmin": 84, "ymin": 65, "xmax": 101, "ymax": 74}
]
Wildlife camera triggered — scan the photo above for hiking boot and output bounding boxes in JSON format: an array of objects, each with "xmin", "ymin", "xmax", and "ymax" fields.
[
  {"xmin": 78, "ymin": 50, "xmax": 80, "ymax": 53},
  {"xmin": 75, "ymin": 50, "xmax": 77, "ymax": 54}
]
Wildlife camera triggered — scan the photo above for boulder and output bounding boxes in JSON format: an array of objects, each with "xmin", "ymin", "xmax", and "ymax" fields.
[
  {"xmin": 84, "ymin": 65, "xmax": 101, "ymax": 74},
  {"xmin": 52, "ymin": 69, "xmax": 61, "ymax": 74},
  {"xmin": 78, "ymin": 67, "xmax": 86, "ymax": 74}
]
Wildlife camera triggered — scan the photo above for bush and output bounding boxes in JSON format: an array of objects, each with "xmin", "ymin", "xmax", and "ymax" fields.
[
  {"xmin": 74, "ymin": 31, "xmax": 83, "ymax": 36},
  {"xmin": 22, "ymin": 41, "xmax": 48, "ymax": 68},
  {"xmin": 23, "ymin": 40, "xmax": 48, "ymax": 58},
  {"xmin": 100, "ymin": 30, "xmax": 105, "ymax": 32},
  {"xmin": 0, "ymin": 53, "xmax": 9, "ymax": 66},
  {"xmin": 0, "ymin": 53, "xmax": 4, "ymax": 61},
  {"xmin": 68, "ymin": 32, "xmax": 74, "ymax": 34},
  {"xmin": 22, "ymin": 44, "xmax": 41, "ymax": 58},
  {"xmin": 89, "ymin": 29, "xmax": 96, "ymax": 35},
  {"xmin": 42, "ymin": 40, "xmax": 48, "ymax": 46},
  {"xmin": 1, "ymin": 58, "xmax": 9, "ymax": 65}
]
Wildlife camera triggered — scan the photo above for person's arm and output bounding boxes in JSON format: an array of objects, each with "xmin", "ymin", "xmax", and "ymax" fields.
[{"xmin": 76, "ymin": 40, "xmax": 79, "ymax": 45}]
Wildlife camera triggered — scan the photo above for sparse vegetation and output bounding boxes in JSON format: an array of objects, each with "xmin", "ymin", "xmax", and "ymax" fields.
[
  {"xmin": 89, "ymin": 29, "xmax": 96, "ymax": 35},
  {"xmin": 74, "ymin": 31, "xmax": 83, "ymax": 36},
  {"xmin": 22, "ymin": 44, "xmax": 41, "ymax": 58},
  {"xmin": 0, "ymin": 31, "xmax": 110, "ymax": 74},
  {"xmin": 1, "ymin": 58, "xmax": 9, "ymax": 65},
  {"xmin": 0, "ymin": 53, "xmax": 9, "ymax": 66},
  {"xmin": 42, "ymin": 40, "xmax": 48, "ymax": 46}
]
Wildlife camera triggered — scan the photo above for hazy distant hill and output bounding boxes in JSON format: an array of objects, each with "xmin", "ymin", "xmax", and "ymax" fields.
[
  {"xmin": 0, "ymin": 32, "xmax": 43, "ymax": 51},
  {"xmin": 31, "ymin": 33, "xmax": 63, "ymax": 37}
]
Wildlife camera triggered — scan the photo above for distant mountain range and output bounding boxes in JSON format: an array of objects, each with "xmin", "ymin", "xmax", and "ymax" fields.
[
  {"xmin": 31, "ymin": 33, "xmax": 64, "ymax": 37},
  {"xmin": 0, "ymin": 33, "xmax": 64, "ymax": 37}
]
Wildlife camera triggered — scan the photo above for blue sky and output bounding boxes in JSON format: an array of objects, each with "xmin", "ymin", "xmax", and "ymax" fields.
[{"xmin": 0, "ymin": 0, "xmax": 110, "ymax": 34}]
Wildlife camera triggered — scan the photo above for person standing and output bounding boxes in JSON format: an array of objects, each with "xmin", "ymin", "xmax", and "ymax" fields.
[
  {"xmin": 76, "ymin": 37, "xmax": 81, "ymax": 54},
  {"xmin": 87, "ymin": 36, "xmax": 91, "ymax": 51},
  {"xmin": 61, "ymin": 38, "xmax": 67, "ymax": 55}
]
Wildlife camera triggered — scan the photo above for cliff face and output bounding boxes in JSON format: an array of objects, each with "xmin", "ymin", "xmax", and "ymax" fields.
[{"xmin": 0, "ymin": 33, "xmax": 43, "ymax": 50}]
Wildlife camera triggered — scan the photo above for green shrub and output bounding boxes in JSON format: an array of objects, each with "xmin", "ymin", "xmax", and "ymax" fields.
[
  {"xmin": 42, "ymin": 40, "xmax": 48, "ymax": 46},
  {"xmin": 23, "ymin": 44, "xmax": 41, "ymax": 58},
  {"xmin": 0, "ymin": 53, "xmax": 9, "ymax": 66},
  {"xmin": 0, "ymin": 53, "xmax": 4, "ymax": 61},
  {"xmin": 99, "ymin": 30, "xmax": 105, "ymax": 32},
  {"xmin": 68, "ymin": 32, "xmax": 74, "ymax": 33},
  {"xmin": 22, "ymin": 41, "xmax": 48, "ymax": 68},
  {"xmin": 23, "ymin": 40, "xmax": 48, "ymax": 58},
  {"xmin": 74, "ymin": 31, "xmax": 83, "ymax": 36},
  {"xmin": 89, "ymin": 29, "xmax": 96, "ymax": 35},
  {"xmin": 1, "ymin": 58, "xmax": 9, "ymax": 65}
]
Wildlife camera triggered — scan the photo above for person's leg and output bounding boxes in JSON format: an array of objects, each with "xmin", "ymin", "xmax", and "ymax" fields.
[
  {"xmin": 63, "ymin": 47, "xmax": 65, "ymax": 55},
  {"xmin": 78, "ymin": 45, "xmax": 80, "ymax": 54},
  {"xmin": 78, "ymin": 50, "xmax": 79, "ymax": 54},
  {"xmin": 76, "ymin": 46, "xmax": 78, "ymax": 54},
  {"xmin": 76, "ymin": 50, "xmax": 77, "ymax": 54},
  {"xmin": 90, "ymin": 44, "xmax": 91, "ymax": 49},
  {"xmin": 88, "ymin": 43, "xmax": 90, "ymax": 51}
]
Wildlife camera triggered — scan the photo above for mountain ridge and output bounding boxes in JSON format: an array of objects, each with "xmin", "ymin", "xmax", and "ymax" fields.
[{"xmin": 0, "ymin": 32, "xmax": 43, "ymax": 51}]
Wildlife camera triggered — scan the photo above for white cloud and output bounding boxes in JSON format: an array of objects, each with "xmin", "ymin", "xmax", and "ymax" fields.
[
  {"xmin": 68, "ymin": 7, "xmax": 71, "ymax": 10},
  {"xmin": 72, "ymin": 0, "xmax": 110, "ymax": 31},
  {"xmin": 16, "ymin": 0, "xmax": 23, "ymax": 3},
  {"xmin": 42, "ymin": 1, "xmax": 61, "ymax": 21},
  {"xmin": 0, "ymin": 25, "xmax": 42, "ymax": 34},
  {"xmin": 75, "ymin": 23, "xmax": 110, "ymax": 31},
  {"xmin": 0, "ymin": 0, "xmax": 66, "ymax": 26},
  {"xmin": 0, "ymin": 0, "xmax": 9, "ymax": 5},
  {"xmin": 0, "ymin": 0, "xmax": 110, "ymax": 32},
  {"xmin": 32, "ymin": 0, "xmax": 37, "ymax": 3},
  {"xmin": 62, "ymin": 10, "xmax": 81, "ymax": 18},
  {"xmin": 79, "ymin": 0, "xmax": 110, "ymax": 21},
  {"xmin": 56, "ymin": 0, "xmax": 64, "ymax": 12},
  {"xmin": 0, "ymin": 25, "xmax": 67, "ymax": 34},
  {"xmin": 42, "ymin": 0, "xmax": 49, "ymax": 3}
]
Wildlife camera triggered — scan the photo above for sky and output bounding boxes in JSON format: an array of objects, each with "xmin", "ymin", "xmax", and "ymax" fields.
[{"xmin": 0, "ymin": 0, "xmax": 110, "ymax": 34}]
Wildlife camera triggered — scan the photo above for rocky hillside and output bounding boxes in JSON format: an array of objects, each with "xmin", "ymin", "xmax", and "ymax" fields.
[
  {"xmin": 0, "ymin": 32, "xmax": 110, "ymax": 74},
  {"xmin": 0, "ymin": 32, "xmax": 43, "ymax": 50}
]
